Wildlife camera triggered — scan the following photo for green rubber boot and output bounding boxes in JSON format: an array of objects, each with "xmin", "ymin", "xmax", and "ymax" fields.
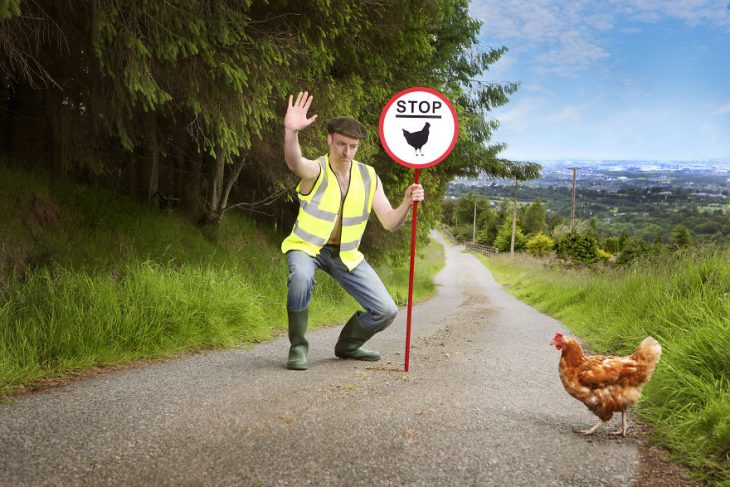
[
  {"xmin": 287, "ymin": 309, "xmax": 309, "ymax": 370},
  {"xmin": 334, "ymin": 313, "xmax": 381, "ymax": 361}
]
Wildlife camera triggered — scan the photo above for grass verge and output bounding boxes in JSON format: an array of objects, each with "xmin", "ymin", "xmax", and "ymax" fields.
[
  {"xmin": 478, "ymin": 252, "xmax": 729, "ymax": 485},
  {"xmin": 0, "ymin": 163, "xmax": 444, "ymax": 395}
]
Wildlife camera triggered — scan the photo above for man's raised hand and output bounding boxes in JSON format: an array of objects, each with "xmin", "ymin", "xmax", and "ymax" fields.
[{"xmin": 284, "ymin": 91, "xmax": 318, "ymax": 131}]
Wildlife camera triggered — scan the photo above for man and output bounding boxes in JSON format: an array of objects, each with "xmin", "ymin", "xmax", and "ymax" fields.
[{"xmin": 281, "ymin": 91, "xmax": 424, "ymax": 370}]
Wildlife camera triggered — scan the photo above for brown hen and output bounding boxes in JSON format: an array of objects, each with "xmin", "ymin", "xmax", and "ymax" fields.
[{"xmin": 551, "ymin": 332, "xmax": 662, "ymax": 436}]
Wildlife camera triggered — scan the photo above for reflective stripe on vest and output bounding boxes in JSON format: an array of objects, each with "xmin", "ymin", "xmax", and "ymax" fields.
[
  {"xmin": 292, "ymin": 222, "xmax": 328, "ymax": 247},
  {"xmin": 298, "ymin": 158, "xmax": 337, "ymax": 222},
  {"xmin": 281, "ymin": 155, "xmax": 377, "ymax": 271}
]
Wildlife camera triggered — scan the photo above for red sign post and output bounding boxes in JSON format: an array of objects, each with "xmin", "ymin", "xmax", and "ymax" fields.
[{"xmin": 378, "ymin": 87, "xmax": 458, "ymax": 372}]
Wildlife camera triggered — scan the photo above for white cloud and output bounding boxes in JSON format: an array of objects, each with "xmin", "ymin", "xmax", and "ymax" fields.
[
  {"xmin": 712, "ymin": 102, "xmax": 730, "ymax": 115},
  {"xmin": 495, "ymin": 100, "xmax": 542, "ymax": 133},
  {"xmin": 612, "ymin": 0, "xmax": 730, "ymax": 28},
  {"xmin": 472, "ymin": 0, "xmax": 614, "ymax": 45},
  {"xmin": 545, "ymin": 105, "xmax": 583, "ymax": 123},
  {"xmin": 498, "ymin": 102, "xmax": 730, "ymax": 160},
  {"xmin": 470, "ymin": 0, "xmax": 730, "ymax": 76},
  {"xmin": 470, "ymin": 0, "xmax": 730, "ymax": 160},
  {"xmin": 535, "ymin": 32, "xmax": 610, "ymax": 76},
  {"xmin": 470, "ymin": 1, "xmax": 614, "ymax": 77}
]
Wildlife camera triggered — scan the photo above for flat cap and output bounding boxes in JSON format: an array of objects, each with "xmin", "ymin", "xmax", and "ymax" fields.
[{"xmin": 326, "ymin": 116, "xmax": 368, "ymax": 140}]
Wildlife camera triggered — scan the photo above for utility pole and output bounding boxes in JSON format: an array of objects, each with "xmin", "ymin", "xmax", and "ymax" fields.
[
  {"xmin": 511, "ymin": 178, "xmax": 518, "ymax": 256},
  {"xmin": 570, "ymin": 167, "xmax": 577, "ymax": 232},
  {"xmin": 472, "ymin": 198, "xmax": 477, "ymax": 243}
]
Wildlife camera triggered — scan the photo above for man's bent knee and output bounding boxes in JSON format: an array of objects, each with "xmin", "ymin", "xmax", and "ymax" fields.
[
  {"xmin": 287, "ymin": 271, "xmax": 314, "ymax": 294},
  {"xmin": 287, "ymin": 270, "xmax": 315, "ymax": 311},
  {"xmin": 370, "ymin": 301, "xmax": 398, "ymax": 332}
]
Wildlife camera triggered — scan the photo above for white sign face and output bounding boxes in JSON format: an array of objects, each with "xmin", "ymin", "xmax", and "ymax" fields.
[{"xmin": 379, "ymin": 87, "xmax": 458, "ymax": 169}]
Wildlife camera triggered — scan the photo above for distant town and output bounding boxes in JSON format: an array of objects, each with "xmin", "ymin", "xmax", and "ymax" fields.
[
  {"xmin": 447, "ymin": 160, "xmax": 730, "ymax": 243},
  {"xmin": 451, "ymin": 159, "xmax": 730, "ymax": 194}
]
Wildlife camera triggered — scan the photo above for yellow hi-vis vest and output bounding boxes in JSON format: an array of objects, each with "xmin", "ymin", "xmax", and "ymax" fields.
[{"xmin": 281, "ymin": 155, "xmax": 377, "ymax": 271}]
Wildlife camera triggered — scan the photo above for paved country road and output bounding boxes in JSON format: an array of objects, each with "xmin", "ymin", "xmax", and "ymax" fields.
[{"xmin": 0, "ymin": 232, "xmax": 691, "ymax": 486}]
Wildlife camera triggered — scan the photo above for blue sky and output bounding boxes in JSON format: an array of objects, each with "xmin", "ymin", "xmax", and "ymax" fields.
[{"xmin": 469, "ymin": 0, "xmax": 730, "ymax": 162}]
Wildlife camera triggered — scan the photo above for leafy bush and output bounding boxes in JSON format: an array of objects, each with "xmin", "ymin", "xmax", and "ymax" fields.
[
  {"xmin": 615, "ymin": 238, "xmax": 653, "ymax": 266},
  {"xmin": 525, "ymin": 233, "xmax": 554, "ymax": 257},
  {"xmin": 476, "ymin": 229, "xmax": 492, "ymax": 246},
  {"xmin": 603, "ymin": 237, "xmax": 619, "ymax": 253},
  {"xmin": 597, "ymin": 248, "xmax": 612, "ymax": 262},
  {"xmin": 555, "ymin": 231, "xmax": 600, "ymax": 264},
  {"xmin": 494, "ymin": 220, "xmax": 527, "ymax": 252},
  {"xmin": 450, "ymin": 224, "xmax": 474, "ymax": 241},
  {"xmin": 670, "ymin": 224, "xmax": 693, "ymax": 250}
]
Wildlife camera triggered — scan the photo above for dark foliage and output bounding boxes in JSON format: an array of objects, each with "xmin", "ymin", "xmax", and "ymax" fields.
[{"xmin": 0, "ymin": 0, "xmax": 518, "ymax": 259}]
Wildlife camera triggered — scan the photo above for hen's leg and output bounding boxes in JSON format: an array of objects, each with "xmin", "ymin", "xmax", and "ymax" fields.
[
  {"xmin": 576, "ymin": 419, "xmax": 604, "ymax": 435},
  {"xmin": 609, "ymin": 412, "xmax": 628, "ymax": 436}
]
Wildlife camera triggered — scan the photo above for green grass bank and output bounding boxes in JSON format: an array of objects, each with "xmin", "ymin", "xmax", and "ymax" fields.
[
  {"xmin": 0, "ymin": 163, "xmax": 443, "ymax": 395},
  {"xmin": 479, "ymin": 252, "xmax": 729, "ymax": 484}
]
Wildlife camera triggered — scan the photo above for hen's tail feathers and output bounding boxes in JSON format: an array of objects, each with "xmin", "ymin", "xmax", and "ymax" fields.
[{"xmin": 632, "ymin": 336, "xmax": 662, "ymax": 371}]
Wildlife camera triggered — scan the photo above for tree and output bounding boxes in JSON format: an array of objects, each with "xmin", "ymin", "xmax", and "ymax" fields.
[
  {"xmin": 494, "ymin": 219, "xmax": 527, "ymax": 252},
  {"xmin": 618, "ymin": 232, "xmax": 630, "ymax": 251},
  {"xmin": 1, "ymin": 0, "xmax": 521, "ymax": 247},
  {"xmin": 670, "ymin": 225, "xmax": 693, "ymax": 250},
  {"xmin": 478, "ymin": 205, "xmax": 500, "ymax": 246},
  {"xmin": 499, "ymin": 161, "xmax": 542, "ymax": 256},
  {"xmin": 521, "ymin": 198, "xmax": 547, "ymax": 236},
  {"xmin": 475, "ymin": 228, "xmax": 491, "ymax": 246}
]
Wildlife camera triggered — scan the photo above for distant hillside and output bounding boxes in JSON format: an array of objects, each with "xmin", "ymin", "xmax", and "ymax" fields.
[{"xmin": 448, "ymin": 162, "xmax": 730, "ymax": 244}]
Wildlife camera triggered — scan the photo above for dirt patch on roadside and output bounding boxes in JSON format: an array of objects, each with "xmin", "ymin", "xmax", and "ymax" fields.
[{"xmin": 632, "ymin": 422, "xmax": 702, "ymax": 487}]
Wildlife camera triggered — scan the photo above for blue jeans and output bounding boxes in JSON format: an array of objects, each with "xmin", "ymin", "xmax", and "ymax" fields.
[{"xmin": 286, "ymin": 247, "xmax": 398, "ymax": 332}]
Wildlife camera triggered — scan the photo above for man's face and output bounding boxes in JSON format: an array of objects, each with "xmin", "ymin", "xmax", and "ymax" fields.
[{"xmin": 327, "ymin": 133, "xmax": 360, "ymax": 164}]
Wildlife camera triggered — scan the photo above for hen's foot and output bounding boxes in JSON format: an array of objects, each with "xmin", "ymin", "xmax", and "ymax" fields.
[
  {"xmin": 575, "ymin": 420, "xmax": 604, "ymax": 435},
  {"xmin": 609, "ymin": 413, "xmax": 628, "ymax": 436}
]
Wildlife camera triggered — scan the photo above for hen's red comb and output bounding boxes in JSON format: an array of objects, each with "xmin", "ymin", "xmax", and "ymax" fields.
[{"xmin": 553, "ymin": 332, "xmax": 564, "ymax": 340}]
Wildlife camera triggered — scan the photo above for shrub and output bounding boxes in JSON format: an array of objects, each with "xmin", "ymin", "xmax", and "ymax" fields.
[
  {"xmin": 450, "ymin": 224, "xmax": 473, "ymax": 241},
  {"xmin": 476, "ymin": 229, "xmax": 492, "ymax": 246},
  {"xmin": 603, "ymin": 237, "xmax": 619, "ymax": 253},
  {"xmin": 556, "ymin": 231, "xmax": 600, "ymax": 264},
  {"xmin": 615, "ymin": 238, "xmax": 653, "ymax": 266},
  {"xmin": 597, "ymin": 248, "xmax": 612, "ymax": 262},
  {"xmin": 494, "ymin": 220, "xmax": 527, "ymax": 252},
  {"xmin": 670, "ymin": 224, "xmax": 693, "ymax": 250},
  {"xmin": 526, "ymin": 233, "xmax": 554, "ymax": 257}
]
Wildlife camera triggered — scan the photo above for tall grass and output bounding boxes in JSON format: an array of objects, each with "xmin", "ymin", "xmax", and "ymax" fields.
[
  {"xmin": 482, "ymin": 251, "xmax": 730, "ymax": 484},
  {"xmin": 0, "ymin": 262, "xmax": 280, "ymax": 386},
  {"xmin": 0, "ymin": 163, "xmax": 444, "ymax": 394}
]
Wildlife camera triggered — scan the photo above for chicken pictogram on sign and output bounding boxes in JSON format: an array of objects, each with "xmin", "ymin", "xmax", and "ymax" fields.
[
  {"xmin": 402, "ymin": 122, "xmax": 430, "ymax": 156},
  {"xmin": 379, "ymin": 87, "xmax": 458, "ymax": 169}
]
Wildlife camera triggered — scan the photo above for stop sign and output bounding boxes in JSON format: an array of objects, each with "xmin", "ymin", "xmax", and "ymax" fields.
[{"xmin": 379, "ymin": 87, "xmax": 459, "ymax": 169}]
